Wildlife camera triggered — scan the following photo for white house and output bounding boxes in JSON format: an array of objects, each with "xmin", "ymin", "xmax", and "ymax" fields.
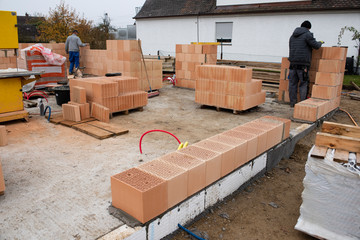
[{"xmin": 134, "ymin": 0, "xmax": 360, "ymax": 63}]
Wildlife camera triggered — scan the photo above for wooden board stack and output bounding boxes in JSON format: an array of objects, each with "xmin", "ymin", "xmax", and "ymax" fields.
[
  {"xmin": 0, "ymin": 158, "xmax": 5, "ymax": 195},
  {"xmin": 0, "ymin": 125, "xmax": 7, "ymax": 146},
  {"xmin": 312, "ymin": 121, "xmax": 360, "ymax": 162},
  {"xmin": 175, "ymin": 44, "xmax": 218, "ymax": 89},
  {"xmin": 293, "ymin": 47, "xmax": 347, "ymax": 122},
  {"xmin": 68, "ymin": 76, "xmax": 148, "ymax": 122},
  {"xmin": 195, "ymin": 65, "xmax": 265, "ymax": 111}
]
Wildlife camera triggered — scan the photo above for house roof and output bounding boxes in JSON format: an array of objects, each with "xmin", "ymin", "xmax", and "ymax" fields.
[{"xmin": 134, "ymin": 0, "xmax": 360, "ymax": 19}]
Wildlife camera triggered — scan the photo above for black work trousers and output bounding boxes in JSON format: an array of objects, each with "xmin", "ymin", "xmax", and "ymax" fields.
[{"xmin": 289, "ymin": 68, "xmax": 308, "ymax": 105}]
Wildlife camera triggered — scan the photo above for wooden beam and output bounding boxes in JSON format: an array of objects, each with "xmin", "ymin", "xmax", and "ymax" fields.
[
  {"xmin": 321, "ymin": 121, "xmax": 360, "ymax": 138},
  {"xmin": 311, "ymin": 146, "xmax": 328, "ymax": 159},
  {"xmin": 315, "ymin": 132, "xmax": 360, "ymax": 153},
  {"xmin": 333, "ymin": 149, "xmax": 349, "ymax": 163}
]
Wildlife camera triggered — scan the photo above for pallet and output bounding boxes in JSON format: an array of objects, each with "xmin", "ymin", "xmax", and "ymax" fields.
[
  {"xmin": 0, "ymin": 110, "xmax": 29, "ymax": 123},
  {"xmin": 111, "ymin": 107, "xmax": 144, "ymax": 117},
  {"xmin": 200, "ymin": 104, "xmax": 258, "ymax": 115},
  {"xmin": 47, "ymin": 115, "xmax": 128, "ymax": 140}
]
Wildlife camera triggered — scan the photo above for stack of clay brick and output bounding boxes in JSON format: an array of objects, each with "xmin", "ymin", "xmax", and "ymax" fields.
[
  {"xmin": 294, "ymin": 47, "xmax": 347, "ymax": 122},
  {"xmin": 82, "ymin": 40, "xmax": 162, "ymax": 91},
  {"xmin": 278, "ymin": 57, "xmax": 302, "ymax": 102},
  {"xmin": 0, "ymin": 125, "xmax": 7, "ymax": 195},
  {"xmin": 175, "ymin": 44, "xmax": 217, "ymax": 89},
  {"xmin": 64, "ymin": 76, "xmax": 148, "ymax": 123},
  {"xmin": 111, "ymin": 115, "xmax": 290, "ymax": 223},
  {"xmin": 0, "ymin": 50, "xmax": 17, "ymax": 70},
  {"xmin": 195, "ymin": 65, "xmax": 265, "ymax": 111}
]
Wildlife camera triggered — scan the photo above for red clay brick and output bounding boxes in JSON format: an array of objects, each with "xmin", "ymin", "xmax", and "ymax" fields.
[
  {"xmin": 194, "ymin": 139, "xmax": 236, "ymax": 177},
  {"xmin": 132, "ymin": 91, "xmax": 148, "ymax": 108},
  {"xmin": 315, "ymin": 72, "xmax": 343, "ymax": 86},
  {"xmin": 245, "ymin": 120, "xmax": 282, "ymax": 149},
  {"xmin": 311, "ymin": 85, "xmax": 337, "ymax": 100},
  {"xmin": 232, "ymin": 126, "xmax": 267, "ymax": 155},
  {"xmin": 222, "ymin": 130, "xmax": 258, "ymax": 161},
  {"xmin": 318, "ymin": 59, "xmax": 343, "ymax": 73},
  {"xmin": 91, "ymin": 102, "xmax": 110, "ymax": 122},
  {"xmin": 261, "ymin": 116, "xmax": 291, "ymax": 140},
  {"xmin": 68, "ymin": 102, "xmax": 90, "ymax": 120},
  {"xmin": 208, "ymin": 134, "xmax": 248, "ymax": 168},
  {"xmin": 159, "ymin": 152, "xmax": 206, "ymax": 196},
  {"xmin": 137, "ymin": 159, "xmax": 187, "ymax": 208},
  {"xmin": 72, "ymin": 86, "xmax": 87, "ymax": 104},
  {"xmin": 62, "ymin": 104, "xmax": 81, "ymax": 122},
  {"xmin": 111, "ymin": 168, "xmax": 167, "ymax": 223},
  {"xmin": 179, "ymin": 145, "xmax": 222, "ymax": 185}
]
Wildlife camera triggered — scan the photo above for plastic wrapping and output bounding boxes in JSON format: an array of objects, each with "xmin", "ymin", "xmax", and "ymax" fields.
[
  {"xmin": 295, "ymin": 146, "xmax": 360, "ymax": 240},
  {"xmin": 20, "ymin": 44, "xmax": 66, "ymax": 66}
]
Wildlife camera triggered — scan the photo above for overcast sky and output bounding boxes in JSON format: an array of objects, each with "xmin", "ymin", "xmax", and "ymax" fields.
[{"xmin": 0, "ymin": 0, "xmax": 146, "ymax": 28}]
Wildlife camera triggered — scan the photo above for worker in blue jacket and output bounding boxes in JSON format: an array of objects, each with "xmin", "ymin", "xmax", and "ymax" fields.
[
  {"xmin": 65, "ymin": 30, "xmax": 88, "ymax": 75},
  {"xmin": 288, "ymin": 20, "xmax": 323, "ymax": 107}
]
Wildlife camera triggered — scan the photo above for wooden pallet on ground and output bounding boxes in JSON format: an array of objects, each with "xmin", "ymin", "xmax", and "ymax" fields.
[
  {"xmin": 47, "ymin": 114, "xmax": 128, "ymax": 139},
  {"xmin": 200, "ymin": 104, "xmax": 258, "ymax": 115}
]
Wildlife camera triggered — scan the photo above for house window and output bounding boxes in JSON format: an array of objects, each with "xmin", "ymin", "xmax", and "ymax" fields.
[{"xmin": 216, "ymin": 22, "xmax": 233, "ymax": 44}]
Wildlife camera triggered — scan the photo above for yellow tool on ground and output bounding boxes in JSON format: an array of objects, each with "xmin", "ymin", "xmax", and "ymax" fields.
[{"xmin": 177, "ymin": 141, "xmax": 189, "ymax": 150}]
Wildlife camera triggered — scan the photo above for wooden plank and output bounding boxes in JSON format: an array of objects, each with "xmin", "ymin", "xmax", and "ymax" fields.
[
  {"xmin": 357, "ymin": 153, "xmax": 360, "ymax": 165},
  {"xmin": 333, "ymin": 149, "xmax": 349, "ymax": 163},
  {"xmin": 311, "ymin": 146, "xmax": 328, "ymax": 159},
  {"xmin": 315, "ymin": 132, "xmax": 360, "ymax": 153},
  {"xmin": 60, "ymin": 118, "xmax": 96, "ymax": 127},
  {"xmin": 87, "ymin": 121, "xmax": 129, "ymax": 136},
  {"xmin": 72, "ymin": 123, "xmax": 114, "ymax": 140},
  {"xmin": 321, "ymin": 121, "xmax": 360, "ymax": 138},
  {"xmin": 47, "ymin": 114, "xmax": 64, "ymax": 124},
  {"xmin": 0, "ymin": 110, "xmax": 29, "ymax": 123}
]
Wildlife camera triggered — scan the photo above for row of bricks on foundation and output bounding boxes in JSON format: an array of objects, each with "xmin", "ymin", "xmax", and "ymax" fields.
[
  {"xmin": 111, "ymin": 115, "xmax": 291, "ymax": 223},
  {"xmin": 293, "ymin": 97, "xmax": 341, "ymax": 122}
]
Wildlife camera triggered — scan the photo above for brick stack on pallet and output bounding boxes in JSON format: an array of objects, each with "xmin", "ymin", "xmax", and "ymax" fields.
[
  {"xmin": 293, "ymin": 47, "xmax": 347, "ymax": 122},
  {"xmin": 65, "ymin": 76, "xmax": 148, "ymax": 122},
  {"xmin": 82, "ymin": 40, "xmax": 163, "ymax": 91},
  {"xmin": 295, "ymin": 121, "xmax": 360, "ymax": 239},
  {"xmin": 175, "ymin": 44, "xmax": 217, "ymax": 89},
  {"xmin": 141, "ymin": 59, "xmax": 163, "ymax": 91},
  {"xmin": 111, "ymin": 115, "xmax": 291, "ymax": 223},
  {"xmin": 195, "ymin": 65, "xmax": 265, "ymax": 112}
]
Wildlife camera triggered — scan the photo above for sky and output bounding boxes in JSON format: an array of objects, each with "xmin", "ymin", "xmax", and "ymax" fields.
[{"xmin": 0, "ymin": 0, "xmax": 146, "ymax": 28}]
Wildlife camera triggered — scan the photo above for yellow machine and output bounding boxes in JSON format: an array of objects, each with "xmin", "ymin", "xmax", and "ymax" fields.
[{"xmin": 0, "ymin": 10, "xmax": 42, "ymax": 123}]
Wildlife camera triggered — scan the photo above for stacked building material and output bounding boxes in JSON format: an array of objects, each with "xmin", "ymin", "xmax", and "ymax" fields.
[
  {"xmin": 295, "ymin": 121, "xmax": 360, "ymax": 239},
  {"xmin": 293, "ymin": 47, "xmax": 347, "ymax": 122},
  {"xmin": 82, "ymin": 40, "xmax": 163, "ymax": 91},
  {"xmin": 278, "ymin": 57, "xmax": 302, "ymax": 102},
  {"xmin": 195, "ymin": 65, "xmax": 265, "ymax": 111},
  {"xmin": 0, "ymin": 158, "xmax": 5, "ymax": 195},
  {"xmin": 141, "ymin": 59, "xmax": 163, "ymax": 91},
  {"xmin": 111, "ymin": 116, "xmax": 291, "ymax": 223},
  {"xmin": 0, "ymin": 125, "xmax": 7, "ymax": 146},
  {"xmin": 68, "ymin": 76, "xmax": 147, "ymax": 122},
  {"xmin": 175, "ymin": 44, "xmax": 218, "ymax": 89}
]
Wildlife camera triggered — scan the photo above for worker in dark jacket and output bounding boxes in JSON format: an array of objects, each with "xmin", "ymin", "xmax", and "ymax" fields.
[
  {"xmin": 65, "ymin": 30, "xmax": 87, "ymax": 75},
  {"xmin": 288, "ymin": 20, "xmax": 323, "ymax": 107}
]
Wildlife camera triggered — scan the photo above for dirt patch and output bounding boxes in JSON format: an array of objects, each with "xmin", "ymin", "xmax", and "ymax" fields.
[{"xmin": 170, "ymin": 92, "xmax": 359, "ymax": 240}]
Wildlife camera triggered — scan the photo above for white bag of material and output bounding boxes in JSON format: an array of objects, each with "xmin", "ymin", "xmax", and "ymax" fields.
[{"xmin": 295, "ymin": 146, "xmax": 360, "ymax": 240}]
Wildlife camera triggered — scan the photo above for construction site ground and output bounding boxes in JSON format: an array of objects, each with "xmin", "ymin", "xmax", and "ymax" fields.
[{"xmin": 0, "ymin": 83, "xmax": 358, "ymax": 239}]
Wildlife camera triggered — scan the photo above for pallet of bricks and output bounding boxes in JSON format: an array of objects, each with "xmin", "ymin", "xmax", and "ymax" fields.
[
  {"xmin": 175, "ymin": 44, "xmax": 217, "ymax": 89},
  {"xmin": 83, "ymin": 40, "xmax": 163, "ymax": 92},
  {"xmin": 64, "ymin": 76, "xmax": 147, "ymax": 123},
  {"xmin": 195, "ymin": 65, "xmax": 265, "ymax": 112},
  {"xmin": 0, "ymin": 50, "xmax": 17, "ymax": 69},
  {"xmin": 110, "ymin": 115, "xmax": 290, "ymax": 223},
  {"xmin": 295, "ymin": 121, "xmax": 360, "ymax": 239}
]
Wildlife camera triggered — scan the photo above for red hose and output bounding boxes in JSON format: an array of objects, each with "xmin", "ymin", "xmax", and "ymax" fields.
[
  {"xmin": 139, "ymin": 129, "xmax": 181, "ymax": 154},
  {"xmin": 29, "ymin": 90, "xmax": 49, "ymax": 97},
  {"xmin": 27, "ymin": 93, "xmax": 48, "ymax": 102}
]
